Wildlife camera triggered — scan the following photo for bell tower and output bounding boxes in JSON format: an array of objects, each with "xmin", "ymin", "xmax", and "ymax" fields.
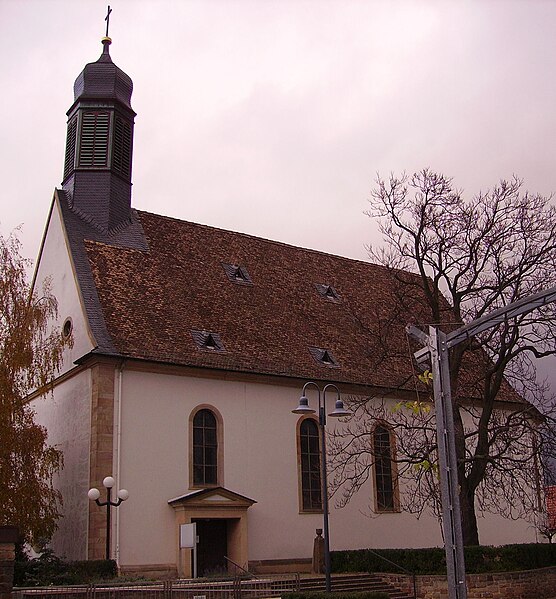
[{"xmin": 61, "ymin": 34, "xmax": 136, "ymax": 232}]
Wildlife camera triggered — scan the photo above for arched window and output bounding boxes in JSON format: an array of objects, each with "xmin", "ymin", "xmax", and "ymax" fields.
[
  {"xmin": 298, "ymin": 418, "xmax": 322, "ymax": 512},
  {"xmin": 192, "ymin": 408, "xmax": 219, "ymax": 486},
  {"xmin": 373, "ymin": 424, "xmax": 398, "ymax": 512}
]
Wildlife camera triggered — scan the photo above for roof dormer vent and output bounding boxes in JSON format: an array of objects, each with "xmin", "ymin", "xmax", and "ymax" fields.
[
  {"xmin": 192, "ymin": 330, "xmax": 225, "ymax": 352},
  {"xmin": 309, "ymin": 346, "xmax": 340, "ymax": 367},
  {"xmin": 222, "ymin": 263, "xmax": 253, "ymax": 285},
  {"xmin": 315, "ymin": 283, "xmax": 340, "ymax": 302}
]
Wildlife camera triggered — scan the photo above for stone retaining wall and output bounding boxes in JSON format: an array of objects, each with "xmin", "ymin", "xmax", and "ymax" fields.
[
  {"xmin": 378, "ymin": 566, "xmax": 556, "ymax": 599},
  {"xmin": 0, "ymin": 527, "xmax": 19, "ymax": 599}
]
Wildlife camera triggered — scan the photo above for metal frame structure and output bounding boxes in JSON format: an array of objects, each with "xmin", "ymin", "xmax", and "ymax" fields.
[{"xmin": 407, "ymin": 283, "xmax": 556, "ymax": 599}]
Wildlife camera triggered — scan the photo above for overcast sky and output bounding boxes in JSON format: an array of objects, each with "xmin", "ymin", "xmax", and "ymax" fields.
[{"xmin": 1, "ymin": 0, "xmax": 555, "ymax": 266}]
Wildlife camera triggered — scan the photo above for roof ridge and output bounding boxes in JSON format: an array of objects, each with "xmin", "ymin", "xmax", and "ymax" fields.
[{"xmin": 135, "ymin": 209, "xmax": 417, "ymax": 278}]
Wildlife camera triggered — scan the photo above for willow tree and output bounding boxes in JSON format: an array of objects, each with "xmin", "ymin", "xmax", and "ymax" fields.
[
  {"xmin": 0, "ymin": 230, "xmax": 71, "ymax": 545},
  {"xmin": 329, "ymin": 170, "xmax": 556, "ymax": 546}
]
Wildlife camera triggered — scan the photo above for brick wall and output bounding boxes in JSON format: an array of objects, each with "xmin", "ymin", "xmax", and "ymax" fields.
[
  {"xmin": 378, "ymin": 566, "xmax": 556, "ymax": 599},
  {"xmin": 546, "ymin": 485, "xmax": 556, "ymax": 530},
  {"xmin": 0, "ymin": 527, "xmax": 19, "ymax": 599}
]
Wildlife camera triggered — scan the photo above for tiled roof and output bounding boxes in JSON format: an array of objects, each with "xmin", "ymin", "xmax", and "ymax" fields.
[
  {"xmin": 81, "ymin": 210, "xmax": 526, "ymax": 403},
  {"xmin": 83, "ymin": 211, "xmax": 429, "ymax": 390},
  {"xmin": 56, "ymin": 189, "xmax": 148, "ymax": 356}
]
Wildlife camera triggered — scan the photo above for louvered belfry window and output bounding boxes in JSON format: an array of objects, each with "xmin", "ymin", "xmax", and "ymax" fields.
[
  {"xmin": 63, "ymin": 117, "xmax": 78, "ymax": 180},
  {"xmin": 78, "ymin": 111, "xmax": 110, "ymax": 167},
  {"xmin": 112, "ymin": 116, "xmax": 132, "ymax": 178}
]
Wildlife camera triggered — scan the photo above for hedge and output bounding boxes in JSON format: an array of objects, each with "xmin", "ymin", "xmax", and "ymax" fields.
[
  {"xmin": 331, "ymin": 543, "xmax": 556, "ymax": 575},
  {"xmin": 15, "ymin": 543, "xmax": 556, "ymax": 586},
  {"xmin": 14, "ymin": 550, "xmax": 117, "ymax": 587}
]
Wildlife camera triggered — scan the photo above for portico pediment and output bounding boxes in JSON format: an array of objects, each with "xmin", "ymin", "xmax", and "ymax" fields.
[{"xmin": 168, "ymin": 487, "xmax": 256, "ymax": 510}]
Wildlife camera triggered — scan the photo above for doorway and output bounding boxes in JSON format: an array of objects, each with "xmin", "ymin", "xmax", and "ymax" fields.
[
  {"xmin": 169, "ymin": 486, "xmax": 255, "ymax": 578},
  {"xmin": 193, "ymin": 519, "xmax": 228, "ymax": 576}
]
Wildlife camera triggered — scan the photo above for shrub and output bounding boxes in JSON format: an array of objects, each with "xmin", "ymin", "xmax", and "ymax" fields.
[
  {"xmin": 331, "ymin": 543, "xmax": 556, "ymax": 575},
  {"xmin": 14, "ymin": 549, "xmax": 117, "ymax": 587},
  {"xmin": 331, "ymin": 547, "xmax": 446, "ymax": 575}
]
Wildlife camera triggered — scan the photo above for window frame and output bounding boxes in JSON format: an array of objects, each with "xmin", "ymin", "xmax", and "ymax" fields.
[
  {"xmin": 77, "ymin": 110, "xmax": 111, "ymax": 168},
  {"xmin": 112, "ymin": 115, "xmax": 133, "ymax": 179},
  {"xmin": 189, "ymin": 405, "xmax": 224, "ymax": 489},
  {"xmin": 372, "ymin": 422, "xmax": 400, "ymax": 513},
  {"xmin": 63, "ymin": 116, "xmax": 78, "ymax": 180},
  {"xmin": 296, "ymin": 416, "xmax": 324, "ymax": 513}
]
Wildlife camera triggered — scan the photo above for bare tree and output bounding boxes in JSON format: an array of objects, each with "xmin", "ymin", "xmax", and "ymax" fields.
[{"xmin": 329, "ymin": 170, "xmax": 556, "ymax": 546}]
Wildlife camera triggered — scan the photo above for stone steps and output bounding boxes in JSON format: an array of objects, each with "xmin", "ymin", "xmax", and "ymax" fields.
[{"xmin": 293, "ymin": 573, "xmax": 413, "ymax": 599}]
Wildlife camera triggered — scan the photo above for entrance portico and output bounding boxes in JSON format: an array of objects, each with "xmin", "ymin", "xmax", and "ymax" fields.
[{"xmin": 168, "ymin": 487, "xmax": 256, "ymax": 578}]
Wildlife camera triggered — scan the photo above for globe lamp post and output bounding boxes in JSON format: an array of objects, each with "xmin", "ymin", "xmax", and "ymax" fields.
[{"xmin": 88, "ymin": 476, "xmax": 129, "ymax": 560}]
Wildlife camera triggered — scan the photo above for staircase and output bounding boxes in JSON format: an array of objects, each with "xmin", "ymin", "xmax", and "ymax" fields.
[{"xmin": 293, "ymin": 573, "xmax": 414, "ymax": 599}]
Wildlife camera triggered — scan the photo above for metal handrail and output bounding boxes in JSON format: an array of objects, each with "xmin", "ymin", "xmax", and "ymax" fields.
[
  {"xmin": 359, "ymin": 548, "xmax": 417, "ymax": 599},
  {"xmin": 224, "ymin": 555, "xmax": 254, "ymax": 578}
]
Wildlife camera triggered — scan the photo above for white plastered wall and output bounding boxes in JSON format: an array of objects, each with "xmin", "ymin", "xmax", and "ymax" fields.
[
  {"xmin": 32, "ymin": 194, "xmax": 95, "ymax": 372},
  {"xmin": 116, "ymin": 369, "xmax": 537, "ymax": 569},
  {"xmin": 30, "ymin": 194, "xmax": 95, "ymax": 559},
  {"xmin": 32, "ymin": 371, "xmax": 91, "ymax": 559}
]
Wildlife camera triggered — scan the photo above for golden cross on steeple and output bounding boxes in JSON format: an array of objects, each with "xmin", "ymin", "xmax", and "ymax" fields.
[{"xmin": 105, "ymin": 5, "xmax": 113, "ymax": 38}]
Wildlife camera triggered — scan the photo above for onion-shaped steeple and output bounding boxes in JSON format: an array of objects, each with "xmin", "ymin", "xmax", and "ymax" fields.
[
  {"xmin": 62, "ymin": 37, "xmax": 136, "ymax": 232},
  {"xmin": 73, "ymin": 37, "xmax": 133, "ymax": 110}
]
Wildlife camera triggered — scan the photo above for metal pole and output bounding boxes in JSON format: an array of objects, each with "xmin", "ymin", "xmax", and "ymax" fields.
[
  {"xmin": 429, "ymin": 327, "xmax": 467, "ymax": 599},
  {"xmin": 294, "ymin": 382, "xmax": 347, "ymax": 592},
  {"xmin": 194, "ymin": 535, "xmax": 198, "ymax": 579},
  {"xmin": 106, "ymin": 486, "xmax": 111, "ymax": 561},
  {"xmin": 319, "ymin": 399, "xmax": 332, "ymax": 593}
]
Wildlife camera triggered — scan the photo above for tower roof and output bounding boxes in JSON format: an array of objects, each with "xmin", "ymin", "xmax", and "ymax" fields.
[{"xmin": 72, "ymin": 38, "xmax": 134, "ymax": 111}]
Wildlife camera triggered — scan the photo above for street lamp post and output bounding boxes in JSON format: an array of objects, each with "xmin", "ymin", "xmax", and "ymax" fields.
[
  {"xmin": 88, "ymin": 476, "xmax": 129, "ymax": 560},
  {"xmin": 292, "ymin": 382, "xmax": 350, "ymax": 592}
]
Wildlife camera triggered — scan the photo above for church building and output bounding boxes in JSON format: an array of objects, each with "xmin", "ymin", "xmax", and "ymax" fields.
[{"xmin": 31, "ymin": 36, "xmax": 538, "ymax": 578}]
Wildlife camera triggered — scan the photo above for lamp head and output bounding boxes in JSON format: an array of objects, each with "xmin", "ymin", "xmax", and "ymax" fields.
[
  {"xmin": 117, "ymin": 489, "xmax": 129, "ymax": 501},
  {"xmin": 328, "ymin": 398, "xmax": 351, "ymax": 418},
  {"xmin": 292, "ymin": 394, "xmax": 316, "ymax": 415},
  {"xmin": 88, "ymin": 488, "xmax": 101, "ymax": 501},
  {"xmin": 103, "ymin": 476, "xmax": 115, "ymax": 489}
]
